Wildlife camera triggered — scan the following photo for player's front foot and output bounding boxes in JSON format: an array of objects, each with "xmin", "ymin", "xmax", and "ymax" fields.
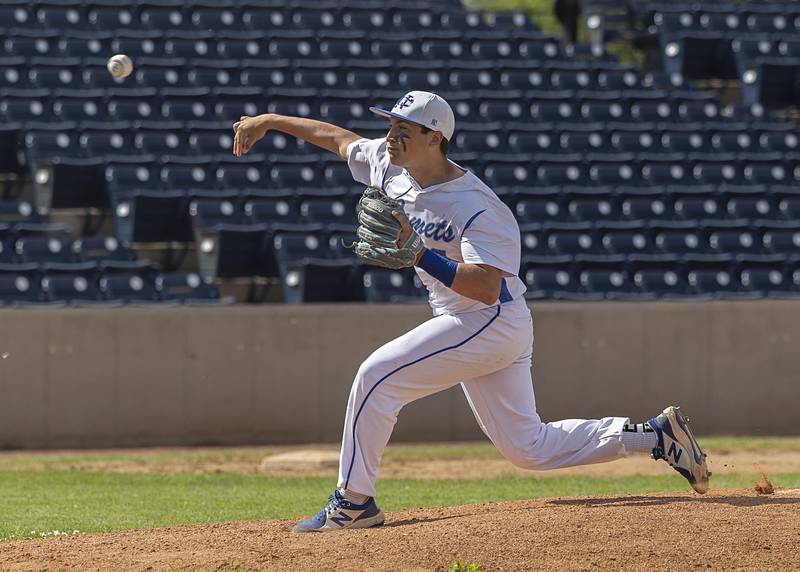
[
  {"xmin": 292, "ymin": 489, "xmax": 385, "ymax": 533},
  {"xmin": 647, "ymin": 406, "xmax": 710, "ymax": 494}
]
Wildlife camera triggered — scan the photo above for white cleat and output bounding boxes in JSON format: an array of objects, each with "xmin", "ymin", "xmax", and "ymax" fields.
[{"xmin": 647, "ymin": 406, "xmax": 710, "ymax": 494}]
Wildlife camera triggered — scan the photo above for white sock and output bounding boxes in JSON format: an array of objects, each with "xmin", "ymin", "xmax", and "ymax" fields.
[
  {"xmin": 620, "ymin": 422, "xmax": 658, "ymax": 454},
  {"xmin": 340, "ymin": 488, "xmax": 369, "ymax": 505}
]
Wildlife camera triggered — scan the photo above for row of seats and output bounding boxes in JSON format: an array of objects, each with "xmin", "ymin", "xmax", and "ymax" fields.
[
  {"xmin": 0, "ymin": 266, "xmax": 227, "ymax": 306},
  {"xmin": 522, "ymin": 254, "xmax": 800, "ymax": 300},
  {"xmin": 0, "ymin": 32, "xmax": 578, "ymax": 62},
  {"xmin": 639, "ymin": 4, "xmax": 800, "ymax": 34},
  {"xmin": 0, "ymin": 5, "xmax": 528, "ymax": 35},
  {"xmin": 4, "ymin": 95, "xmax": 771, "ymax": 129},
  {"xmin": 22, "ymin": 121, "xmax": 799, "ymax": 161},
  {"xmin": 98, "ymin": 159, "xmax": 800, "ymax": 191}
]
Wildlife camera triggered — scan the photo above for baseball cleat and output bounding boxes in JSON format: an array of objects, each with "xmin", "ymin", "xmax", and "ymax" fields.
[
  {"xmin": 292, "ymin": 489, "xmax": 385, "ymax": 533},
  {"xmin": 647, "ymin": 406, "xmax": 710, "ymax": 494}
]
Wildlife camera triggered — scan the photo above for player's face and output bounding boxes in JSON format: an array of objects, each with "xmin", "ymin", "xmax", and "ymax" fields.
[{"xmin": 385, "ymin": 119, "xmax": 432, "ymax": 166}]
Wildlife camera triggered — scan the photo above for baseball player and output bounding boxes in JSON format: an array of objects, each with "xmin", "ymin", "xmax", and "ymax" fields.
[{"xmin": 232, "ymin": 91, "xmax": 710, "ymax": 533}]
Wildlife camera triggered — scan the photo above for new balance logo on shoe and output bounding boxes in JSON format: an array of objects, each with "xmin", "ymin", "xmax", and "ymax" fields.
[
  {"xmin": 668, "ymin": 442, "xmax": 683, "ymax": 463},
  {"xmin": 329, "ymin": 511, "xmax": 354, "ymax": 527}
]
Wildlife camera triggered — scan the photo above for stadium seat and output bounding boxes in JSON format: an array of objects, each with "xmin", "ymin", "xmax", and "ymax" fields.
[
  {"xmin": 42, "ymin": 273, "xmax": 105, "ymax": 305},
  {"xmin": 547, "ymin": 222, "xmax": 604, "ymax": 255},
  {"xmin": 99, "ymin": 272, "xmax": 161, "ymax": 304},
  {"xmin": 653, "ymin": 221, "xmax": 709, "ymax": 255},
  {"xmin": 362, "ymin": 268, "xmax": 425, "ymax": 303},
  {"xmin": 156, "ymin": 272, "xmax": 226, "ymax": 304},
  {"xmin": 15, "ymin": 234, "xmax": 74, "ymax": 264},
  {"xmin": 190, "ymin": 198, "xmax": 247, "ymax": 231},
  {"xmin": 196, "ymin": 222, "xmax": 275, "ymax": 279},
  {"xmin": 72, "ymin": 236, "xmax": 136, "ymax": 262},
  {"xmin": 245, "ymin": 195, "xmax": 298, "ymax": 225},
  {"xmin": 114, "ymin": 190, "xmax": 192, "ymax": 243},
  {"xmin": 521, "ymin": 255, "xmax": 581, "ymax": 300}
]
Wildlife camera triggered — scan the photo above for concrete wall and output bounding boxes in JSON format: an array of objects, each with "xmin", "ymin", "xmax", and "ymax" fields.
[{"xmin": 1, "ymin": 300, "xmax": 798, "ymax": 449}]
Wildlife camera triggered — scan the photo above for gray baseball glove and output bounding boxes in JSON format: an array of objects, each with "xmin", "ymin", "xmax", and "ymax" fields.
[{"xmin": 353, "ymin": 186, "xmax": 425, "ymax": 270}]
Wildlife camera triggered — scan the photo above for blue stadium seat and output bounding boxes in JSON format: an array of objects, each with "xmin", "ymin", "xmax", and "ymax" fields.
[
  {"xmin": 0, "ymin": 3, "xmax": 34, "ymax": 29},
  {"xmin": 519, "ymin": 37, "xmax": 562, "ymax": 60},
  {"xmin": 536, "ymin": 161, "xmax": 586, "ymax": 186},
  {"xmin": 33, "ymin": 156, "xmax": 108, "ymax": 210},
  {"xmin": 197, "ymin": 222, "xmax": 275, "ymax": 279},
  {"xmin": 611, "ymin": 128, "xmax": 662, "ymax": 154},
  {"xmin": 99, "ymin": 272, "xmax": 161, "ymax": 303},
  {"xmin": 519, "ymin": 223, "xmax": 551, "ymax": 255},
  {"xmin": 707, "ymin": 222, "xmax": 764, "ymax": 255},
  {"xmin": 164, "ymin": 33, "xmax": 214, "ymax": 59},
  {"xmin": 245, "ymin": 195, "xmax": 298, "ymax": 225},
  {"xmin": 483, "ymin": 162, "xmax": 535, "ymax": 192},
  {"xmin": 600, "ymin": 222, "xmax": 655, "ymax": 255},
  {"xmin": 0, "ymin": 93, "xmax": 52, "ymax": 124},
  {"xmin": 561, "ymin": 129, "xmax": 608, "ymax": 153},
  {"xmin": 551, "ymin": 68, "xmax": 597, "ymax": 90},
  {"xmin": 578, "ymin": 259, "xmax": 637, "ymax": 299},
  {"xmin": 15, "ymin": 234, "xmax": 74, "ymax": 264},
  {"xmin": 347, "ymin": 68, "xmax": 396, "ymax": 91},
  {"xmin": 136, "ymin": 58, "xmax": 190, "ymax": 88},
  {"xmin": 274, "ymin": 231, "xmax": 331, "ymax": 261},
  {"xmin": 371, "ymin": 35, "xmax": 420, "ymax": 60},
  {"xmin": 241, "ymin": 5, "xmax": 289, "ymax": 30},
  {"xmin": 758, "ymin": 131, "xmax": 799, "ymax": 153},
  {"xmin": 269, "ymin": 163, "xmax": 319, "ymax": 189},
  {"xmin": 111, "ymin": 32, "xmax": 162, "ymax": 59},
  {"xmin": 630, "ymin": 254, "xmax": 690, "ymax": 298},
  {"xmin": 293, "ymin": 65, "xmax": 345, "ymax": 91},
  {"xmin": 114, "ymin": 190, "xmax": 191, "ymax": 243},
  {"xmin": 642, "ymin": 161, "xmax": 690, "ymax": 185},
  {"xmin": 319, "ymin": 34, "xmax": 365, "ymax": 59},
  {"xmin": 300, "ymin": 198, "xmax": 356, "ymax": 227},
  {"xmin": 190, "ymin": 6, "xmax": 243, "ymax": 31},
  {"xmin": 521, "ymin": 255, "xmax": 580, "ymax": 300},
  {"xmin": 725, "ymin": 190, "xmax": 775, "ymax": 221},
  {"xmin": 0, "ymin": 270, "xmax": 47, "ymax": 305},
  {"xmin": 24, "ymin": 131, "xmax": 83, "ymax": 162},
  {"xmin": 761, "ymin": 221, "xmax": 800, "ymax": 254},
  {"xmin": 161, "ymin": 94, "xmax": 215, "ymax": 122},
  {"xmin": 456, "ymin": 132, "xmax": 507, "ymax": 154},
  {"xmin": 692, "ymin": 160, "xmax": 743, "ymax": 186},
  {"xmin": 279, "ymin": 258, "xmax": 362, "ymax": 303},
  {"xmin": 82, "ymin": 129, "xmax": 136, "ymax": 159},
  {"xmin": 156, "ymin": 272, "xmax": 226, "ymax": 304},
  {"xmin": 268, "ymin": 36, "xmax": 318, "ymax": 59},
  {"xmin": 508, "ymin": 129, "xmax": 559, "ymax": 155},
  {"xmin": 42, "ymin": 273, "xmax": 105, "ymax": 305},
  {"xmin": 448, "ymin": 67, "xmax": 498, "ymax": 91},
  {"xmin": 362, "ymin": 268, "xmax": 425, "ymax": 303},
  {"xmin": 215, "ymin": 163, "xmax": 266, "ymax": 194},
  {"xmin": 440, "ymin": 10, "xmax": 487, "ymax": 33},
  {"xmin": 134, "ymin": 129, "xmax": 186, "ymax": 157},
  {"xmin": 588, "ymin": 161, "xmax": 640, "ymax": 187},
  {"xmin": 139, "ymin": 5, "xmax": 193, "ymax": 31},
  {"xmin": 684, "ymin": 254, "xmax": 744, "ymax": 298},
  {"xmin": 190, "ymin": 198, "xmax": 247, "ymax": 230},
  {"xmin": 0, "ymin": 201, "xmax": 43, "ymax": 225},
  {"xmin": 479, "ymin": 100, "xmax": 531, "ymax": 123},
  {"xmin": 658, "ymin": 127, "xmax": 705, "ymax": 154},
  {"xmin": 397, "ymin": 67, "xmax": 446, "ymax": 92},
  {"xmin": 87, "ymin": 3, "xmax": 138, "ymax": 30},
  {"xmin": 341, "ymin": 7, "xmax": 391, "ymax": 31},
  {"xmin": 4, "ymin": 32, "xmax": 62, "ymax": 58},
  {"xmin": 72, "ymin": 236, "xmax": 136, "ymax": 262},
  {"xmin": 566, "ymin": 187, "xmax": 621, "ymax": 222},
  {"xmin": 53, "ymin": 92, "xmax": 111, "ymax": 125},
  {"xmin": 530, "ymin": 99, "xmax": 579, "ymax": 122},
  {"xmin": 107, "ymin": 91, "xmax": 160, "ymax": 122},
  {"xmin": 421, "ymin": 37, "xmax": 469, "ymax": 60},
  {"xmin": 160, "ymin": 163, "xmax": 215, "ymax": 192},
  {"xmin": 653, "ymin": 221, "xmax": 709, "ymax": 255},
  {"xmin": 546, "ymin": 222, "xmax": 604, "ymax": 255},
  {"xmin": 217, "ymin": 34, "xmax": 266, "ymax": 59}
]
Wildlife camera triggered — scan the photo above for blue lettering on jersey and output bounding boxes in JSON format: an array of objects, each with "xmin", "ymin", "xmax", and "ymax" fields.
[{"xmin": 409, "ymin": 216, "xmax": 455, "ymax": 242}]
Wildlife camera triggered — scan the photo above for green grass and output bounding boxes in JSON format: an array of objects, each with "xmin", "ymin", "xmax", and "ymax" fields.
[
  {"xmin": 2, "ymin": 436, "xmax": 796, "ymax": 471},
  {"xmin": 2, "ymin": 469, "xmax": 800, "ymax": 542}
]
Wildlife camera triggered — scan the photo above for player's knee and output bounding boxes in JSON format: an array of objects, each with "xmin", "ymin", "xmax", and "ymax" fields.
[{"xmin": 499, "ymin": 441, "xmax": 550, "ymax": 470}]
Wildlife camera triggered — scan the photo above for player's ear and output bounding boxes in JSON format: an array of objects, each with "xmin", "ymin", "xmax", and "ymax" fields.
[{"xmin": 429, "ymin": 131, "xmax": 443, "ymax": 149}]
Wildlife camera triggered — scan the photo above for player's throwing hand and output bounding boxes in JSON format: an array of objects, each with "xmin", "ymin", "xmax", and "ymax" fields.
[{"xmin": 232, "ymin": 115, "xmax": 268, "ymax": 157}]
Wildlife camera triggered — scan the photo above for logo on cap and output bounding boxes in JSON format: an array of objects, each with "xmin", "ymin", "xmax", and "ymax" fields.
[{"xmin": 394, "ymin": 94, "xmax": 415, "ymax": 110}]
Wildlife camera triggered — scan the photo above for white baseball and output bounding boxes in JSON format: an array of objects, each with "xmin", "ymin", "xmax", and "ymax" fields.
[{"xmin": 107, "ymin": 54, "xmax": 134, "ymax": 79}]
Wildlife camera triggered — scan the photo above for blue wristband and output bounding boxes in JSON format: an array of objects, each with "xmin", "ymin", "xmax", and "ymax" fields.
[{"xmin": 417, "ymin": 249, "xmax": 458, "ymax": 287}]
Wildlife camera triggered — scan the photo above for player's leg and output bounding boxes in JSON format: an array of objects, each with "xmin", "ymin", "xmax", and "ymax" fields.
[
  {"xmin": 293, "ymin": 304, "xmax": 531, "ymax": 532},
  {"xmin": 338, "ymin": 304, "xmax": 531, "ymax": 498},
  {"xmin": 461, "ymin": 324, "xmax": 708, "ymax": 491},
  {"xmin": 461, "ymin": 357, "xmax": 631, "ymax": 471}
]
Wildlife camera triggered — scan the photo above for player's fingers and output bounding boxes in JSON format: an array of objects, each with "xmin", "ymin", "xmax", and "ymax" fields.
[{"xmin": 233, "ymin": 132, "xmax": 241, "ymax": 157}]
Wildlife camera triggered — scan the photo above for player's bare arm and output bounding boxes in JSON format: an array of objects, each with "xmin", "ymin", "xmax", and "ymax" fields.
[{"xmin": 232, "ymin": 114, "xmax": 361, "ymax": 161}]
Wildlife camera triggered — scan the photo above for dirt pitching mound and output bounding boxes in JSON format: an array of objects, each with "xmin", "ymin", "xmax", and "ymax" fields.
[{"xmin": 2, "ymin": 488, "xmax": 799, "ymax": 571}]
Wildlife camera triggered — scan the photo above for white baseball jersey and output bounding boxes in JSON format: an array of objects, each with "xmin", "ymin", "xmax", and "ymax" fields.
[{"xmin": 347, "ymin": 137, "xmax": 527, "ymax": 316}]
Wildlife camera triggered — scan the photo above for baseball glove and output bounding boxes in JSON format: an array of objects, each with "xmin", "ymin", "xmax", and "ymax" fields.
[{"xmin": 353, "ymin": 186, "xmax": 425, "ymax": 270}]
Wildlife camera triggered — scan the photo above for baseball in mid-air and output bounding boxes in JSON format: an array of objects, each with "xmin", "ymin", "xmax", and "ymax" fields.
[{"xmin": 107, "ymin": 54, "xmax": 134, "ymax": 79}]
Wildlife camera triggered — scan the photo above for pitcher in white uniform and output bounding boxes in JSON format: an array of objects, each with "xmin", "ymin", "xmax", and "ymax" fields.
[{"xmin": 232, "ymin": 91, "xmax": 709, "ymax": 533}]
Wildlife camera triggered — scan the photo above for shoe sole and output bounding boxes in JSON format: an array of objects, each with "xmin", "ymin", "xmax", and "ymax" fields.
[{"xmin": 664, "ymin": 406, "xmax": 709, "ymax": 494}]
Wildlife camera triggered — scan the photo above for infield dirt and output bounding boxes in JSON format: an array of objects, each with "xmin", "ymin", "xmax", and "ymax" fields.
[{"xmin": 2, "ymin": 488, "xmax": 799, "ymax": 571}]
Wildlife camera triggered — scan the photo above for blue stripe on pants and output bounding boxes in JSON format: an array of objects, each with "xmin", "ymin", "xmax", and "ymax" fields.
[{"xmin": 344, "ymin": 304, "xmax": 502, "ymax": 490}]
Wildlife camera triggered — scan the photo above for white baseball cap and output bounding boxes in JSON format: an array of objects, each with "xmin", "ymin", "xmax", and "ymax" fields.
[{"xmin": 369, "ymin": 91, "xmax": 456, "ymax": 141}]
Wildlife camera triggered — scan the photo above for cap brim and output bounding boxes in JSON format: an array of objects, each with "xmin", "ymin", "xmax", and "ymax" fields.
[{"xmin": 369, "ymin": 107, "xmax": 428, "ymax": 128}]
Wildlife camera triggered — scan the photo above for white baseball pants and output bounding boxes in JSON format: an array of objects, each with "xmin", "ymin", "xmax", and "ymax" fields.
[{"xmin": 338, "ymin": 297, "xmax": 629, "ymax": 497}]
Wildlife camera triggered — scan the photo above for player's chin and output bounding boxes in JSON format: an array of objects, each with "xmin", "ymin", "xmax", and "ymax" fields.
[{"xmin": 387, "ymin": 148, "xmax": 404, "ymax": 165}]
